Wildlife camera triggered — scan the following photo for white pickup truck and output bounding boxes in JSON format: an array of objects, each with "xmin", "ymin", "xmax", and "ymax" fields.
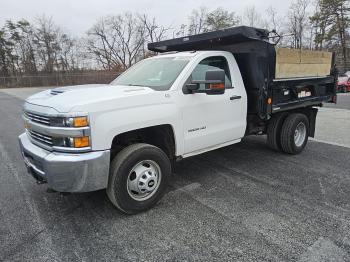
[{"xmin": 19, "ymin": 26, "xmax": 337, "ymax": 214}]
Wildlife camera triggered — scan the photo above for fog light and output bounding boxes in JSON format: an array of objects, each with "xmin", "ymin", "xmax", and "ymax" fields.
[{"xmin": 74, "ymin": 137, "xmax": 90, "ymax": 148}]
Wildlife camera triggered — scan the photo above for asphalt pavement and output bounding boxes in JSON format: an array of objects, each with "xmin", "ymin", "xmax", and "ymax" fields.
[{"xmin": 0, "ymin": 89, "xmax": 349, "ymax": 262}]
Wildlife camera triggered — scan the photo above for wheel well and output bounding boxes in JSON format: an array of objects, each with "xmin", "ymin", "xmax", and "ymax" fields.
[{"xmin": 111, "ymin": 125, "xmax": 176, "ymax": 160}]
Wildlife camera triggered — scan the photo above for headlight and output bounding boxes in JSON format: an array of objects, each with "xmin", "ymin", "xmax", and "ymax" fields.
[
  {"xmin": 66, "ymin": 117, "xmax": 89, "ymax": 127},
  {"xmin": 50, "ymin": 116, "xmax": 89, "ymax": 128}
]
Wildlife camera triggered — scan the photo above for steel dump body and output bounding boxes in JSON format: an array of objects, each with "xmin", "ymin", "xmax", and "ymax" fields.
[{"xmin": 148, "ymin": 26, "xmax": 337, "ymax": 134}]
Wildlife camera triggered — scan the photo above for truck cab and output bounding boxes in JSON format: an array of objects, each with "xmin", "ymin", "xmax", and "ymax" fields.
[{"xmin": 19, "ymin": 26, "xmax": 336, "ymax": 214}]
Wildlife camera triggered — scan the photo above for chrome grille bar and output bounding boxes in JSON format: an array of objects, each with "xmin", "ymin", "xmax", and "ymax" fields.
[
  {"xmin": 27, "ymin": 130, "xmax": 53, "ymax": 146},
  {"xmin": 25, "ymin": 111, "xmax": 50, "ymax": 125}
]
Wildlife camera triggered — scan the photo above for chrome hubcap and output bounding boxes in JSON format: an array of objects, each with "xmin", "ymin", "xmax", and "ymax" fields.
[
  {"xmin": 127, "ymin": 160, "xmax": 161, "ymax": 201},
  {"xmin": 294, "ymin": 122, "xmax": 306, "ymax": 147}
]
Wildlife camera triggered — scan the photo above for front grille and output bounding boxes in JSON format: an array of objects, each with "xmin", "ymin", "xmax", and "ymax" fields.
[
  {"xmin": 24, "ymin": 111, "xmax": 50, "ymax": 126},
  {"xmin": 27, "ymin": 129, "xmax": 53, "ymax": 146}
]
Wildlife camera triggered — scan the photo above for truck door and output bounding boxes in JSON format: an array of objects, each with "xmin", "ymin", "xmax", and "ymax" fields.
[{"xmin": 181, "ymin": 55, "xmax": 246, "ymax": 154}]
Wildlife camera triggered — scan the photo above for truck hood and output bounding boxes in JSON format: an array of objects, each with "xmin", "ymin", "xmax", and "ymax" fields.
[{"xmin": 25, "ymin": 84, "xmax": 158, "ymax": 112}]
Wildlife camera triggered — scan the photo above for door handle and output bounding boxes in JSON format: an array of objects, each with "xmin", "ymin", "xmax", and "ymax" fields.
[{"xmin": 230, "ymin": 95, "xmax": 242, "ymax": 101}]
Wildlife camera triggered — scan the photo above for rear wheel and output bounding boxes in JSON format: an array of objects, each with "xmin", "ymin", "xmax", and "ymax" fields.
[
  {"xmin": 280, "ymin": 113, "xmax": 309, "ymax": 154},
  {"xmin": 267, "ymin": 113, "xmax": 287, "ymax": 151},
  {"xmin": 107, "ymin": 143, "xmax": 171, "ymax": 214}
]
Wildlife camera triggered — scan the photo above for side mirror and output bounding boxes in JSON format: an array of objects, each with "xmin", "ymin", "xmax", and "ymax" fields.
[
  {"xmin": 188, "ymin": 69, "xmax": 226, "ymax": 95},
  {"xmin": 204, "ymin": 69, "xmax": 226, "ymax": 95}
]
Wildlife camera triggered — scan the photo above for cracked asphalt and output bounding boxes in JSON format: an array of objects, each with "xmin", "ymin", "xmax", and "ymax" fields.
[{"xmin": 0, "ymin": 89, "xmax": 350, "ymax": 262}]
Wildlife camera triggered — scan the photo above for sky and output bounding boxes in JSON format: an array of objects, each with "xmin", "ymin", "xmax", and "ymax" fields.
[{"xmin": 0, "ymin": 0, "xmax": 294, "ymax": 36}]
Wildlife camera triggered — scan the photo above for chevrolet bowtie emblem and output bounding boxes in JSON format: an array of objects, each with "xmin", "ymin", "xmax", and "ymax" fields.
[{"xmin": 24, "ymin": 120, "xmax": 31, "ymax": 129}]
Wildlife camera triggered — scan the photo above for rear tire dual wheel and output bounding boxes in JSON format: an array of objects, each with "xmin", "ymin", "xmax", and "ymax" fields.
[
  {"xmin": 107, "ymin": 143, "xmax": 171, "ymax": 215},
  {"xmin": 267, "ymin": 113, "xmax": 287, "ymax": 151},
  {"xmin": 280, "ymin": 113, "xmax": 309, "ymax": 154},
  {"xmin": 267, "ymin": 113, "xmax": 310, "ymax": 155}
]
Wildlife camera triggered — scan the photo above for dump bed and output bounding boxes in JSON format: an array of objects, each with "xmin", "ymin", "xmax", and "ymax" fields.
[{"xmin": 148, "ymin": 26, "xmax": 337, "ymax": 122}]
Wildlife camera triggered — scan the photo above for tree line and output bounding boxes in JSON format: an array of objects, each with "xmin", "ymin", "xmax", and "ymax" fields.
[{"xmin": 0, "ymin": 0, "xmax": 349, "ymax": 79}]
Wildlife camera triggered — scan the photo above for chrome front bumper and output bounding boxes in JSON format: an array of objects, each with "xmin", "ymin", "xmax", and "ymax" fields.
[{"xmin": 19, "ymin": 133, "xmax": 110, "ymax": 192}]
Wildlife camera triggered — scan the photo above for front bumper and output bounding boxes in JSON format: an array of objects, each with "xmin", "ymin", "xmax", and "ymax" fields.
[{"xmin": 19, "ymin": 133, "xmax": 110, "ymax": 192}]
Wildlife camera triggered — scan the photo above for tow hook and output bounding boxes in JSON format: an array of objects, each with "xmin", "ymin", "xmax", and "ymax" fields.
[{"xmin": 28, "ymin": 167, "xmax": 47, "ymax": 184}]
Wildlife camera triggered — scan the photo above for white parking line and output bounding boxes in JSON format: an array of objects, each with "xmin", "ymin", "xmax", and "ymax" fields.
[{"xmin": 297, "ymin": 237, "xmax": 347, "ymax": 262}]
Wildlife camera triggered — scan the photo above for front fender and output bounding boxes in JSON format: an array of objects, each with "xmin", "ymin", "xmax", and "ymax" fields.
[{"xmin": 90, "ymin": 103, "xmax": 183, "ymax": 156}]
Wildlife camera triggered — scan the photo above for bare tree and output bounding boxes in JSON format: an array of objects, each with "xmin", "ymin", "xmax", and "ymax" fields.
[
  {"xmin": 287, "ymin": 0, "xmax": 310, "ymax": 49},
  {"xmin": 139, "ymin": 14, "xmax": 170, "ymax": 57},
  {"xmin": 140, "ymin": 14, "xmax": 169, "ymax": 43},
  {"xmin": 33, "ymin": 16, "xmax": 61, "ymax": 73},
  {"xmin": 265, "ymin": 7, "xmax": 282, "ymax": 31},
  {"xmin": 174, "ymin": 24, "xmax": 187, "ymax": 38},
  {"xmin": 87, "ymin": 17, "xmax": 123, "ymax": 70},
  {"xmin": 87, "ymin": 13, "xmax": 148, "ymax": 70},
  {"xmin": 244, "ymin": 6, "xmax": 263, "ymax": 27},
  {"xmin": 111, "ymin": 13, "xmax": 147, "ymax": 67},
  {"xmin": 188, "ymin": 6, "xmax": 208, "ymax": 35},
  {"xmin": 56, "ymin": 33, "xmax": 76, "ymax": 71}
]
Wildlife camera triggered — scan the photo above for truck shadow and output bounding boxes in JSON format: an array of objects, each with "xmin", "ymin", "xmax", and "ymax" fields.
[
  {"xmin": 42, "ymin": 134, "xmax": 350, "ymax": 220},
  {"xmin": 51, "ymin": 136, "xmax": 274, "ymax": 217}
]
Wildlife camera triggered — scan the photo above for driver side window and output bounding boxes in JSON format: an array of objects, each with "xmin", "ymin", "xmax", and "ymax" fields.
[{"xmin": 191, "ymin": 56, "xmax": 232, "ymax": 91}]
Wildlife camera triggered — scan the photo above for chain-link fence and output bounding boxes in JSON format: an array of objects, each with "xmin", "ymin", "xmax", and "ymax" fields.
[{"xmin": 0, "ymin": 71, "xmax": 120, "ymax": 88}]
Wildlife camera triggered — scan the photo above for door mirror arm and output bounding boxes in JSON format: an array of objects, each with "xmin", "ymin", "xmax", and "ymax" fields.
[{"xmin": 185, "ymin": 83, "xmax": 200, "ymax": 93}]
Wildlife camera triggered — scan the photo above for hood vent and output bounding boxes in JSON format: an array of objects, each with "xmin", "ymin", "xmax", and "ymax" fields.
[{"xmin": 50, "ymin": 89, "xmax": 66, "ymax": 96}]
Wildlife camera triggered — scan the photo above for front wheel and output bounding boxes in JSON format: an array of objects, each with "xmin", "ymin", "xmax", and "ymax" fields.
[
  {"xmin": 107, "ymin": 143, "xmax": 171, "ymax": 214},
  {"xmin": 280, "ymin": 113, "xmax": 310, "ymax": 154}
]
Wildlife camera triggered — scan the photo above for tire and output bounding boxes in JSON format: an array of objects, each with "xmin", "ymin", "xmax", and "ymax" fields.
[
  {"xmin": 342, "ymin": 86, "xmax": 347, "ymax": 93},
  {"xmin": 267, "ymin": 113, "xmax": 287, "ymax": 151},
  {"xmin": 280, "ymin": 113, "xmax": 309, "ymax": 155},
  {"xmin": 107, "ymin": 143, "xmax": 171, "ymax": 214}
]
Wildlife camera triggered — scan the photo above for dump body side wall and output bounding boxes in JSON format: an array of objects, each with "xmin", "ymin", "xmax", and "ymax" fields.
[{"xmin": 270, "ymin": 76, "xmax": 337, "ymax": 114}]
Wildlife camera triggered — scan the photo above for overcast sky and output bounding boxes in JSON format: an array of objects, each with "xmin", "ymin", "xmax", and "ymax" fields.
[{"xmin": 0, "ymin": 0, "xmax": 293, "ymax": 36}]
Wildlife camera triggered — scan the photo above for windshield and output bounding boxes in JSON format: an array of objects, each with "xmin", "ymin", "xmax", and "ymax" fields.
[{"xmin": 111, "ymin": 57, "xmax": 190, "ymax": 91}]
